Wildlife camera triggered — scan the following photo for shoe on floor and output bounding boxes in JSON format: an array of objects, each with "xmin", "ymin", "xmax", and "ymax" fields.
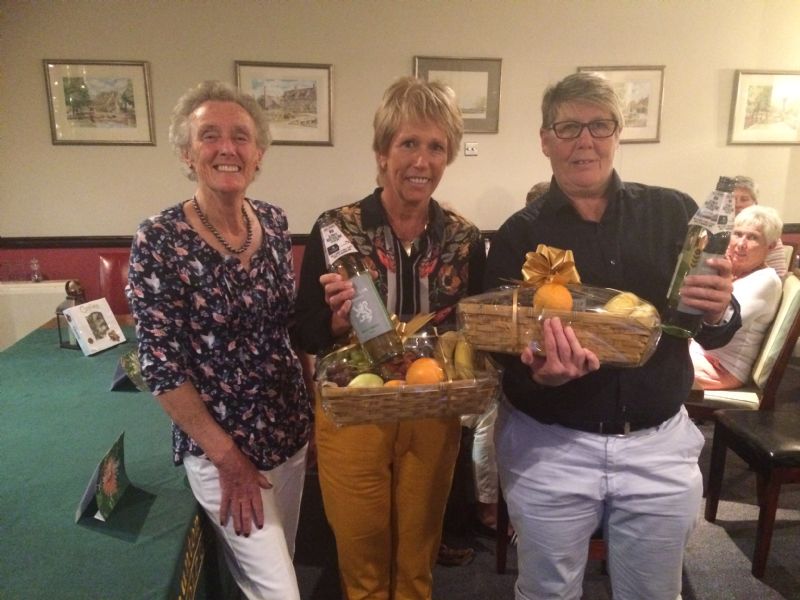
[{"xmin": 437, "ymin": 543, "xmax": 474, "ymax": 567}]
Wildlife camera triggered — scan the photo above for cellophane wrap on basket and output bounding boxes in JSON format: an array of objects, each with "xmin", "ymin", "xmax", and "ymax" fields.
[
  {"xmin": 457, "ymin": 284, "xmax": 662, "ymax": 368},
  {"xmin": 315, "ymin": 335, "xmax": 501, "ymax": 426}
]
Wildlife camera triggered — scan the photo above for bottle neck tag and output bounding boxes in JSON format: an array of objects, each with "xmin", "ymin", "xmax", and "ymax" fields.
[
  {"xmin": 689, "ymin": 190, "xmax": 735, "ymax": 235},
  {"xmin": 320, "ymin": 222, "xmax": 358, "ymax": 269}
]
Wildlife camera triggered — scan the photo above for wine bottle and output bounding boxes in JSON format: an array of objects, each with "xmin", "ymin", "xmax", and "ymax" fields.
[
  {"xmin": 662, "ymin": 176, "xmax": 736, "ymax": 338},
  {"xmin": 319, "ymin": 217, "xmax": 404, "ymax": 365}
]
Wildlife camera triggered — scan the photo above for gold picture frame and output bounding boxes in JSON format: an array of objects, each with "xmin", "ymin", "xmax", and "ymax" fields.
[{"xmin": 43, "ymin": 59, "xmax": 155, "ymax": 145}]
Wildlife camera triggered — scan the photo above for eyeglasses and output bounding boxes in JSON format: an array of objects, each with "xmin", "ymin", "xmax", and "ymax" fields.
[{"xmin": 549, "ymin": 119, "xmax": 618, "ymax": 139}]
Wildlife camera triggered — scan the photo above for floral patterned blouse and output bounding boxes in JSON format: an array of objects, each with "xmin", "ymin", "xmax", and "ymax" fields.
[
  {"xmin": 294, "ymin": 189, "xmax": 486, "ymax": 355},
  {"xmin": 127, "ymin": 200, "xmax": 312, "ymax": 470}
]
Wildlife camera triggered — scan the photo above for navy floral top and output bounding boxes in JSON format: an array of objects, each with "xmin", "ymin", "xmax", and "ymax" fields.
[{"xmin": 127, "ymin": 200, "xmax": 312, "ymax": 470}]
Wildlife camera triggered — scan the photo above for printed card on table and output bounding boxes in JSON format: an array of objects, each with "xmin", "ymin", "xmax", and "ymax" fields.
[
  {"xmin": 110, "ymin": 348, "xmax": 149, "ymax": 393},
  {"xmin": 63, "ymin": 298, "xmax": 126, "ymax": 356},
  {"xmin": 75, "ymin": 432, "xmax": 130, "ymax": 523}
]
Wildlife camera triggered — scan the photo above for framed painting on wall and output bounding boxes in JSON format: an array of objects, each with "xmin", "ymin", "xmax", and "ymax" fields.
[
  {"xmin": 235, "ymin": 61, "xmax": 333, "ymax": 146},
  {"xmin": 577, "ymin": 65, "xmax": 665, "ymax": 143},
  {"xmin": 414, "ymin": 56, "xmax": 502, "ymax": 133},
  {"xmin": 43, "ymin": 60, "xmax": 155, "ymax": 145},
  {"xmin": 728, "ymin": 70, "xmax": 800, "ymax": 145}
]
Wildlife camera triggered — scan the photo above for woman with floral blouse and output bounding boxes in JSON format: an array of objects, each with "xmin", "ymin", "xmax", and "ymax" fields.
[
  {"xmin": 127, "ymin": 81, "xmax": 311, "ymax": 600},
  {"xmin": 294, "ymin": 76, "xmax": 485, "ymax": 600}
]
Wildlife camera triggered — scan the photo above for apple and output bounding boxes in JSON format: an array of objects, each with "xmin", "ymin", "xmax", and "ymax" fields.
[{"xmin": 347, "ymin": 373, "xmax": 385, "ymax": 388}]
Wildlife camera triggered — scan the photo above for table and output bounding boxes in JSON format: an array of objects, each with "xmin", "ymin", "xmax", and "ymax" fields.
[
  {"xmin": 0, "ymin": 326, "xmax": 234, "ymax": 599},
  {"xmin": 0, "ymin": 280, "xmax": 69, "ymax": 351}
]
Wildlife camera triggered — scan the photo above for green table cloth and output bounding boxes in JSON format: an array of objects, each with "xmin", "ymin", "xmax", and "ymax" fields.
[{"xmin": 0, "ymin": 327, "xmax": 229, "ymax": 599}]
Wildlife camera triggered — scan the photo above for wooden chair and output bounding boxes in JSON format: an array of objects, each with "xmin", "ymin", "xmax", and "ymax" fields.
[
  {"xmin": 704, "ymin": 408, "xmax": 800, "ymax": 578},
  {"xmin": 98, "ymin": 250, "xmax": 131, "ymax": 316},
  {"xmin": 686, "ymin": 273, "xmax": 800, "ymax": 420},
  {"xmin": 495, "ymin": 484, "xmax": 606, "ymax": 574}
]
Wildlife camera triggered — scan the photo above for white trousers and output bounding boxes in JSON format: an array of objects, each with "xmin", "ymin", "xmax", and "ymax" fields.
[
  {"xmin": 495, "ymin": 402, "xmax": 704, "ymax": 600},
  {"xmin": 461, "ymin": 399, "xmax": 499, "ymax": 503},
  {"xmin": 183, "ymin": 445, "xmax": 308, "ymax": 600}
]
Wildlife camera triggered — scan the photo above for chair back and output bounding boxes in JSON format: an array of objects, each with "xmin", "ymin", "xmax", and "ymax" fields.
[
  {"xmin": 780, "ymin": 243, "xmax": 795, "ymax": 273},
  {"xmin": 751, "ymin": 273, "xmax": 800, "ymax": 409},
  {"xmin": 98, "ymin": 250, "xmax": 131, "ymax": 316}
]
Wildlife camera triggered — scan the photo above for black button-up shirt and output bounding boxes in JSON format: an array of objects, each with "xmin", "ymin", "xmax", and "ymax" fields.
[{"xmin": 484, "ymin": 172, "xmax": 740, "ymax": 428}]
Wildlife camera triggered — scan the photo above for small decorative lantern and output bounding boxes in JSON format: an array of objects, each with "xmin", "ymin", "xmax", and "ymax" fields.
[{"xmin": 56, "ymin": 279, "xmax": 85, "ymax": 349}]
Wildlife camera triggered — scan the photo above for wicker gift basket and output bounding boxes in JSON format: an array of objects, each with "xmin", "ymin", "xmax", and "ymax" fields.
[
  {"xmin": 457, "ymin": 245, "xmax": 662, "ymax": 368},
  {"xmin": 458, "ymin": 285, "xmax": 661, "ymax": 367},
  {"xmin": 316, "ymin": 333, "xmax": 501, "ymax": 426}
]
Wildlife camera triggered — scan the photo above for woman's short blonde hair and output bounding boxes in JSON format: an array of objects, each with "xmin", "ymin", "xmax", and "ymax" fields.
[
  {"xmin": 540, "ymin": 72, "xmax": 624, "ymax": 130},
  {"xmin": 169, "ymin": 80, "xmax": 271, "ymax": 180},
  {"xmin": 735, "ymin": 205, "xmax": 783, "ymax": 246},
  {"xmin": 372, "ymin": 76, "xmax": 464, "ymax": 165}
]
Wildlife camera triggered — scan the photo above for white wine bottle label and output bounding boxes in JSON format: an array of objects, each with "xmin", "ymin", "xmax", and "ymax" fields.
[
  {"xmin": 349, "ymin": 271, "xmax": 394, "ymax": 342},
  {"xmin": 688, "ymin": 190, "xmax": 735, "ymax": 235},
  {"xmin": 320, "ymin": 222, "xmax": 358, "ymax": 269}
]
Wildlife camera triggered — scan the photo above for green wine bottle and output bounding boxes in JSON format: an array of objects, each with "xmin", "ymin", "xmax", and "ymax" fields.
[
  {"xmin": 662, "ymin": 176, "xmax": 735, "ymax": 338},
  {"xmin": 319, "ymin": 218, "xmax": 404, "ymax": 366}
]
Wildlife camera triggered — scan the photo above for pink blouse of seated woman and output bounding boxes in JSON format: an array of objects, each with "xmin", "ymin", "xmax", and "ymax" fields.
[{"xmin": 691, "ymin": 204, "xmax": 784, "ymax": 389}]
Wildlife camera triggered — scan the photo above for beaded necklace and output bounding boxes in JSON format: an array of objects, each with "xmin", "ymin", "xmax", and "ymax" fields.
[{"xmin": 191, "ymin": 196, "xmax": 253, "ymax": 255}]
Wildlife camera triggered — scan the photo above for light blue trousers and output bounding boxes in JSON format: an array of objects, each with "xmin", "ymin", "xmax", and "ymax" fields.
[{"xmin": 495, "ymin": 402, "xmax": 704, "ymax": 600}]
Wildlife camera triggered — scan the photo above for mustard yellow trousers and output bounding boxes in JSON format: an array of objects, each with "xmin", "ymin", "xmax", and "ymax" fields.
[{"xmin": 315, "ymin": 397, "xmax": 461, "ymax": 600}]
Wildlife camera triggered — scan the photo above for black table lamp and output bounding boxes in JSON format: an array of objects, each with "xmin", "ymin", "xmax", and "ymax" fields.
[{"xmin": 56, "ymin": 279, "xmax": 85, "ymax": 349}]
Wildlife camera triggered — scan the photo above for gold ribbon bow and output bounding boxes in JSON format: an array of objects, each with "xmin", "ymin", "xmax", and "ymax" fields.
[
  {"xmin": 520, "ymin": 244, "xmax": 581, "ymax": 287},
  {"xmin": 391, "ymin": 312, "xmax": 435, "ymax": 342},
  {"xmin": 347, "ymin": 312, "xmax": 435, "ymax": 347}
]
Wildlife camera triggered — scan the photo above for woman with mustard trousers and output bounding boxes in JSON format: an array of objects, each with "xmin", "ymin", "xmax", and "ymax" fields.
[{"xmin": 294, "ymin": 76, "xmax": 485, "ymax": 599}]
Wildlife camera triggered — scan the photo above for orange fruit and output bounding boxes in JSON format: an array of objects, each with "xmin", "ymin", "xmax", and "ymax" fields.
[
  {"xmin": 384, "ymin": 379, "xmax": 405, "ymax": 387},
  {"xmin": 405, "ymin": 357, "xmax": 445, "ymax": 385},
  {"xmin": 533, "ymin": 282, "xmax": 573, "ymax": 312}
]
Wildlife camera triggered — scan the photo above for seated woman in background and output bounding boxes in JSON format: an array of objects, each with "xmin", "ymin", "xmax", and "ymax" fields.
[
  {"xmin": 691, "ymin": 205, "xmax": 784, "ymax": 389},
  {"xmin": 732, "ymin": 175, "xmax": 788, "ymax": 277}
]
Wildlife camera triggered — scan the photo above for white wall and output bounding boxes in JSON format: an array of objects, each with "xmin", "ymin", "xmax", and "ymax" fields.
[{"xmin": 1, "ymin": 0, "xmax": 799, "ymax": 238}]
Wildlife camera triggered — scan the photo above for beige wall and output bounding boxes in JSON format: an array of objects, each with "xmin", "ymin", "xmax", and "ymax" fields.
[{"xmin": 2, "ymin": 0, "xmax": 799, "ymax": 238}]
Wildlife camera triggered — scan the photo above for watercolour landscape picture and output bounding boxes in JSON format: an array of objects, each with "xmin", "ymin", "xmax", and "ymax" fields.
[
  {"xmin": 44, "ymin": 60, "xmax": 154, "ymax": 145},
  {"xmin": 729, "ymin": 70, "xmax": 800, "ymax": 144},
  {"xmin": 236, "ymin": 62, "xmax": 332, "ymax": 146}
]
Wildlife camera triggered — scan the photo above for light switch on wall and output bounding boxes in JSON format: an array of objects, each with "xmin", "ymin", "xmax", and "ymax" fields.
[{"xmin": 464, "ymin": 142, "xmax": 478, "ymax": 156}]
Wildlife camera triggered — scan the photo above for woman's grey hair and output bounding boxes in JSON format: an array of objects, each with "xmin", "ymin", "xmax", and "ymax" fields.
[
  {"xmin": 373, "ymin": 76, "xmax": 464, "ymax": 167},
  {"xmin": 540, "ymin": 72, "xmax": 625, "ymax": 130},
  {"xmin": 169, "ymin": 80, "xmax": 271, "ymax": 180},
  {"xmin": 734, "ymin": 175, "xmax": 760, "ymax": 203},
  {"xmin": 735, "ymin": 205, "xmax": 783, "ymax": 245}
]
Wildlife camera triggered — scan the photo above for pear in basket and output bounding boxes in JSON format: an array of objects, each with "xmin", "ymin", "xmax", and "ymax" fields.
[{"xmin": 603, "ymin": 292, "xmax": 659, "ymax": 326}]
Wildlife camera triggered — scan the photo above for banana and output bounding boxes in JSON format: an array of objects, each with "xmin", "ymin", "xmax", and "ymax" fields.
[
  {"xmin": 453, "ymin": 338, "xmax": 475, "ymax": 380},
  {"xmin": 435, "ymin": 331, "xmax": 459, "ymax": 379}
]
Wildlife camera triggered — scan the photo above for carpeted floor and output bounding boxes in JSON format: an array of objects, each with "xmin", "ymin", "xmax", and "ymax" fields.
[{"xmin": 294, "ymin": 361, "xmax": 800, "ymax": 600}]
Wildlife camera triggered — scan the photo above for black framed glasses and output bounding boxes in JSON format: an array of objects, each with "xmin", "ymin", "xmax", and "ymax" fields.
[{"xmin": 549, "ymin": 119, "xmax": 618, "ymax": 139}]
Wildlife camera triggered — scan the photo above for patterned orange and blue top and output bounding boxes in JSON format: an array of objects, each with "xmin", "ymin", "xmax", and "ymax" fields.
[
  {"xmin": 294, "ymin": 189, "xmax": 486, "ymax": 356},
  {"xmin": 128, "ymin": 199, "xmax": 311, "ymax": 470}
]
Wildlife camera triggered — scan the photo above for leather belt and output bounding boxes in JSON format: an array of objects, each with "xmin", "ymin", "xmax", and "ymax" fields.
[{"xmin": 556, "ymin": 420, "xmax": 653, "ymax": 435}]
